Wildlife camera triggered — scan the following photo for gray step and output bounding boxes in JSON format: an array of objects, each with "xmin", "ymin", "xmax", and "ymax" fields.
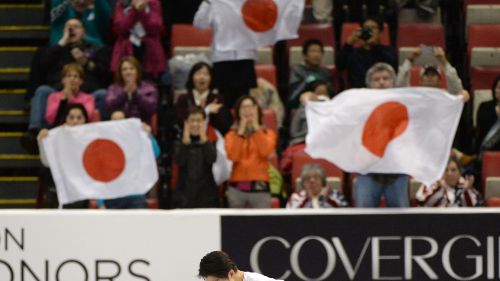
[
  {"xmin": 0, "ymin": 47, "xmax": 37, "ymax": 69},
  {"xmin": 0, "ymin": 154, "xmax": 41, "ymax": 168},
  {"xmin": 0, "ymin": 4, "xmax": 45, "ymax": 26},
  {"xmin": 0, "ymin": 89, "xmax": 26, "ymax": 110},
  {"xmin": 0, "ymin": 132, "xmax": 27, "ymax": 154},
  {"xmin": 0, "ymin": 25, "xmax": 49, "ymax": 40},
  {"xmin": 0, "ymin": 199, "xmax": 36, "ymax": 208},
  {"xmin": 0, "ymin": 176, "xmax": 38, "ymax": 199},
  {"xmin": 0, "ymin": 110, "xmax": 29, "ymax": 124},
  {"xmin": 0, "ymin": 71, "xmax": 30, "ymax": 82}
]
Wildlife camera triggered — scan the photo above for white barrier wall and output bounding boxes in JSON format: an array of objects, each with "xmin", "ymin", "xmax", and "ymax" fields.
[
  {"xmin": 2, "ymin": 209, "xmax": 500, "ymax": 281},
  {"xmin": 0, "ymin": 210, "xmax": 221, "ymax": 281}
]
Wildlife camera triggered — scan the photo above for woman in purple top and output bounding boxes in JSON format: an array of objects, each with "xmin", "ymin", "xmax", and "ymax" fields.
[
  {"xmin": 105, "ymin": 56, "xmax": 158, "ymax": 124},
  {"xmin": 111, "ymin": 0, "xmax": 165, "ymax": 79}
]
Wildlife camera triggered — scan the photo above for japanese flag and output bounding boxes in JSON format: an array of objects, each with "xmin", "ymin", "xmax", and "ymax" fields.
[
  {"xmin": 41, "ymin": 118, "xmax": 158, "ymax": 205},
  {"xmin": 206, "ymin": 0, "xmax": 304, "ymax": 51},
  {"xmin": 305, "ymin": 87, "xmax": 464, "ymax": 187}
]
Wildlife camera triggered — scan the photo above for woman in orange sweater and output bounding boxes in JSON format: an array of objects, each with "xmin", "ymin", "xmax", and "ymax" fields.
[{"xmin": 224, "ymin": 96, "xmax": 277, "ymax": 208}]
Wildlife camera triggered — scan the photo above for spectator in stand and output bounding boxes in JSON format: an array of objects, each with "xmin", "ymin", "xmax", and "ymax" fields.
[
  {"xmin": 111, "ymin": 0, "xmax": 166, "ymax": 79},
  {"xmin": 312, "ymin": 0, "xmax": 333, "ymax": 23},
  {"xmin": 225, "ymin": 96, "xmax": 277, "ymax": 208},
  {"xmin": 354, "ymin": 63, "xmax": 409, "ymax": 207},
  {"xmin": 289, "ymin": 39, "xmax": 333, "ymax": 109},
  {"xmin": 287, "ymin": 164, "xmax": 348, "ymax": 208},
  {"xmin": 396, "ymin": 46, "xmax": 464, "ymax": 95},
  {"xmin": 50, "ymin": 0, "xmax": 112, "ymax": 46},
  {"xmin": 105, "ymin": 56, "xmax": 158, "ymax": 124},
  {"xmin": 37, "ymin": 103, "xmax": 90, "ymax": 209},
  {"xmin": 194, "ymin": 1, "xmax": 258, "ymax": 108},
  {"xmin": 24, "ymin": 18, "xmax": 110, "ymax": 144},
  {"xmin": 173, "ymin": 106, "xmax": 219, "ymax": 208},
  {"xmin": 337, "ymin": 17, "xmax": 397, "ymax": 88},
  {"xmin": 290, "ymin": 80, "xmax": 330, "ymax": 146},
  {"xmin": 45, "ymin": 64, "xmax": 95, "ymax": 127},
  {"xmin": 176, "ymin": 62, "xmax": 232, "ymax": 135},
  {"xmin": 250, "ymin": 78, "xmax": 285, "ymax": 130},
  {"xmin": 477, "ymin": 76, "xmax": 500, "ymax": 152},
  {"xmin": 279, "ymin": 80, "xmax": 330, "ymax": 175},
  {"xmin": 416, "ymin": 156, "xmax": 483, "ymax": 207},
  {"xmin": 95, "ymin": 109, "xmax": 159, "ymax": 209}
]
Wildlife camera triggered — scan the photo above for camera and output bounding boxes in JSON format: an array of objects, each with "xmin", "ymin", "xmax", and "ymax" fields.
[{"xmin": 359, "ymin": 27, "xmax": 372, "ymax": 41}]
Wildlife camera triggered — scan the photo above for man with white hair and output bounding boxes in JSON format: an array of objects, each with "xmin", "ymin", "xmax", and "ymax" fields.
[{"xmin": 354, "ymin": 62, "xmax": 410, "ymax": 207}]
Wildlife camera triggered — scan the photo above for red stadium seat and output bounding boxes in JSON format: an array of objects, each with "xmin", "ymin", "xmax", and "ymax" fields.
[
  {"xmin": 291, "ymin": 149, "xmax": 344, "ymax": 192},
  {"xmin": 287, "ymin": 24, "xmax": 335, "ymax": 49},
  {"xmin": 341, "ymin": 22, "xmax": 390, "ymax": 47},
  {"xmin": 255, "ymin": 64, "xmax": 277, "ymax": 86},
  {"xmin": 486, "ymin": 197, "xmax": 500, "ymax": 207},
  {"xmin": 171, "ymin": 24, "xmax": 212, "ymax": 53},
  {"xmin": 271, "ymin": 197, "xmax": 281, "ymax": 208},
  {"xmin": 481, "ymin": 151, "xmax": 500, "ymax": 193},
  {"xmin": 470, "ymin": 66, "xmax": 500, "ymax": 93},
  {"xmin": 409, "ymin": 65, "xmax": 448, "ymax": 88},
  {"xmin": 397, "ymin": 24, "xmax": 445, "ymax": 49},
  {"xmin": 467, "ymin": 24, "xmax": 500, "ymax": 62},
  {"xmin": 262, "ymin": 108, "xmax": 278, "ymax": 133}
]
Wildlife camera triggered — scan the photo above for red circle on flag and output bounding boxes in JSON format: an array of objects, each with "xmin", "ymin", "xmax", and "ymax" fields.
[
  {"xmin": 362, "ymin": 102, "xmax": 409, "ymax": 158},
  {"xmin": 83, "ymin": 139, "xmax": 125, "ymax": 182},
  {"xmin": 241, "ymin": 0, "xmax": 278, "ymax": 32}
]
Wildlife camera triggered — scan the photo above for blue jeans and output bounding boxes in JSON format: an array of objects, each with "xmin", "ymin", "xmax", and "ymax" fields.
[
  {"xmin": 92, "ymin": 89, "xmax": 108, "ymax": 120},
  {"xmin": 29, "ymin": 85, "xmax": 55, "ymax": 129},
  {"xmin": 354, "ymin": 173, "xmax": 409, "ymax": 207},
  {"xmin": 28, "ymin": 85, "xmax": 108, "ymax": 129}
]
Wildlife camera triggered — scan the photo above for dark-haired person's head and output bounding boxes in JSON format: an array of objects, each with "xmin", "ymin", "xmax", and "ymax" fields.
[
  {"xmin": 116, "ymin": 56, "xmax": 142, "ymax": 86},
  {"xmin": 302, "ymin": 39, "xmax": 324, "ymax": 67},
  {"xmin": 492, "ymin": 76, "xmax": 500, "ymax": 104},
  {"xmin": 64, "ymin": 18, "xmax": 85, "ymax": 44},
  {"xmin": 186, "ymin": 62, "xmax": 213, "ymax": 92},
  {"xmin": 185, "ymin": 106, "xmax": 206, "ymax": 137},
  {"xmin": 198, "ymin": 251, "xmax": 238, "ymax": 280},
  {"xmin": 65, "ymin": 103, "xmax": 88, "ymax": 126},
  {"xmin": 360, "ymin": 17, "xmax": 383, "ymax": 45},
  {"xmin": 307, "ymin": 80, "xmax": 330, "ymax": 98},
  {"xmin": 233, "ymin": 95, "xmax": 263, "ymax": 125}
]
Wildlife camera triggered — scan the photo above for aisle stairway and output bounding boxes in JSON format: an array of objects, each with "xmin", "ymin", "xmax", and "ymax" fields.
[{"xmin": 0, "ymin": 1, "xmax": 48, "ymax": 208}]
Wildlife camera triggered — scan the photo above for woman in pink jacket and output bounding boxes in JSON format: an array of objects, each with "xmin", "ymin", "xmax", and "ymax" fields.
[
  {"xmin": 111, "ymin": 0, "xmax": 165, "ymax": 79},
  {"xmin": 105, "ymin": 56, "xmax": 158, "ymax": 124},
  {"xmin": 45, "ymin": 63, "xmax": 95, "ymax": 127}
]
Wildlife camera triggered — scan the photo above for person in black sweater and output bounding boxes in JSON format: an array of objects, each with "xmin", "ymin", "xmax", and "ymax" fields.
[
  {"xmin": 173, "ymin": 106, "xmax": 219, "ymax": 208},
  {"xmin": 337, "ymin": 17, "xmax": 397, "ymax": 89}
]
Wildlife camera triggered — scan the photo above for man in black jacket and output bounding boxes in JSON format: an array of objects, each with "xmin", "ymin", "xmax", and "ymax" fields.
[{"xmin": 337, "ymin": 17, "xmax": 397, "ymax": 89}]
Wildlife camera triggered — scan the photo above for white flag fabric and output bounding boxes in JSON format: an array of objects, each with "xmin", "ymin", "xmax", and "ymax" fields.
[
  {"xmin": 305, "ymin": 87, "xmax": 464, "ymax": 187},
  {"xmin": 208, "ymin": 0, "xmax": 304, "ymax": 51},
  {"xmin": 42, "ymin": 118, "xmax": 158, "ymax": 205},
  {"xmin": 212, "ymin": 129, "xmax": 233, "ymax": 185}
]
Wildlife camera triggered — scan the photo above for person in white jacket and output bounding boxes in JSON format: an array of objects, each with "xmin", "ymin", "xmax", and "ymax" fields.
[
  {"xmin": 396, "ymin": 46, "xmax": 464, "ymax": 96},
  {"xmin": 193, "ymin": 0, "xmax": 258, "ymax": 108}
]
